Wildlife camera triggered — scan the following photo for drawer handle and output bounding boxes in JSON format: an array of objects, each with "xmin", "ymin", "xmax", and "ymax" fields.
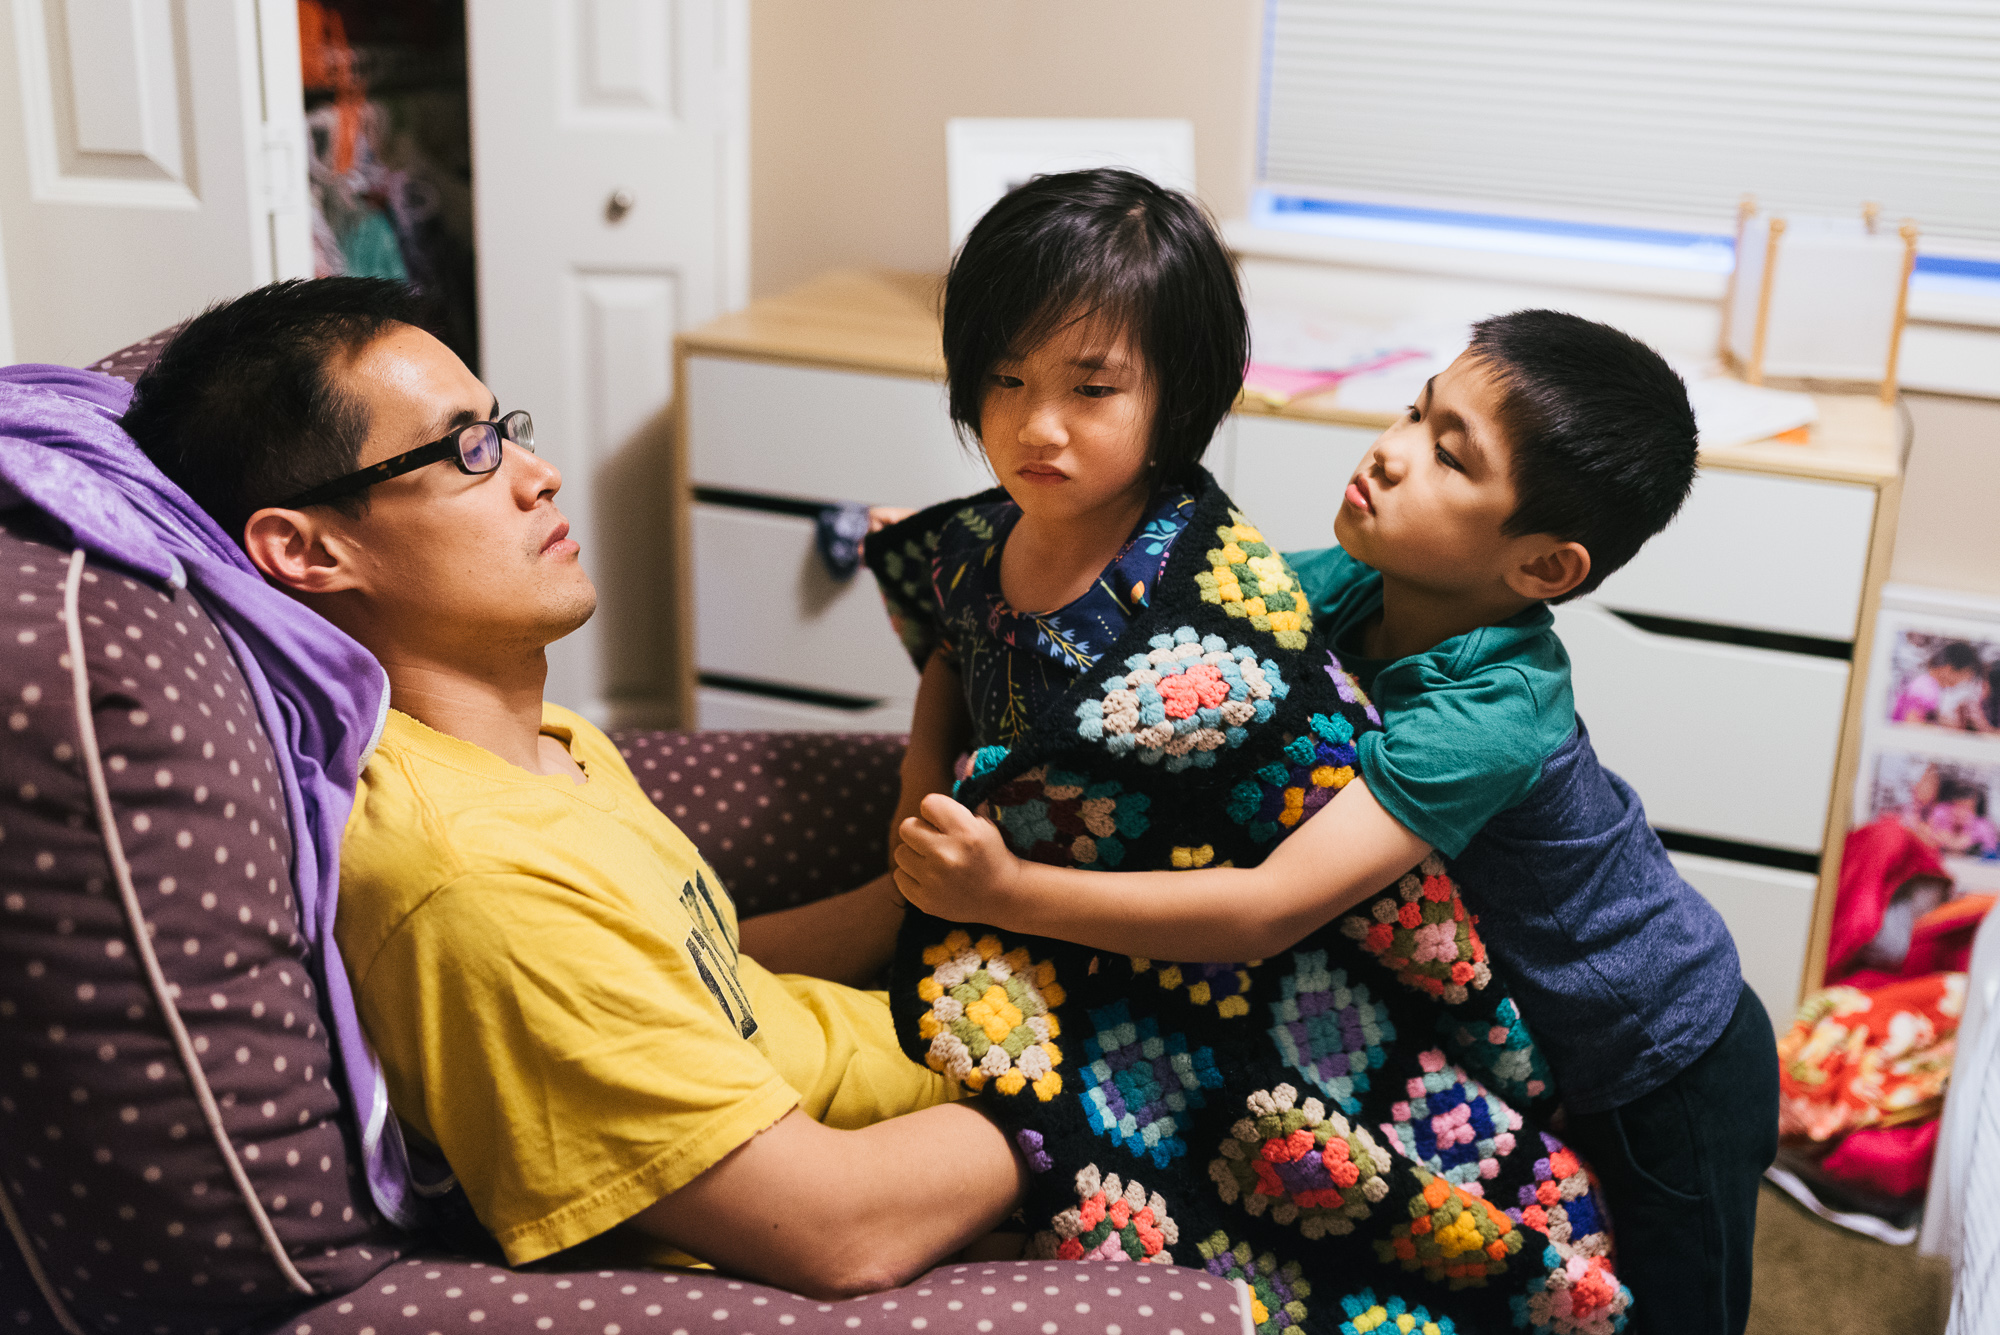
[
  {"xmin": 1605, "ymin": 609, "xmax": 1850, "ymax": 662},
  {"xmin": 1653, "ymin": 827, "xmax": 1821, "ymax": 875}
]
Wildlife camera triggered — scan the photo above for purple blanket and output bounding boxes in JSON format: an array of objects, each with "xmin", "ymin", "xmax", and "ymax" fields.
[{"xmin": 0, "ymin": 365, "xmax": 420, "ymax": 1226}]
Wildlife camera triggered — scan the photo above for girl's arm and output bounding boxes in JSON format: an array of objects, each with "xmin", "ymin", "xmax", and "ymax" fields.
[
  {"xmin": 888, "ymin": 653, "xmax": 973, "ymax": 869},
  {"xmin": 893, "ymin": 778, "xmax": 1431, "ymax": 962}
]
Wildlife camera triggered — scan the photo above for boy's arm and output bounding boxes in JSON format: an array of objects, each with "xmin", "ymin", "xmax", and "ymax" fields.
[
  {"xmin": 893, "ymin": 781, "xmax": 1431, "ymax": 962},
  {"xmin": 628, "ymin": 1102, "xmax": 1026, "ymax": 1298}
]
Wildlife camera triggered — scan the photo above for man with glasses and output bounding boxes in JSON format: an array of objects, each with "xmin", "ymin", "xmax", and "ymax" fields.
[{"xmin": 121, "ymin": 278, "xmax": 1023, "ymax": 1295}]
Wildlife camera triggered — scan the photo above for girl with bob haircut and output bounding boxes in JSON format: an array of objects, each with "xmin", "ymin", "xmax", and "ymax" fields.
[{"xmin": 879, "ymin": 166, "xmax": 1250, "ymax": 849}]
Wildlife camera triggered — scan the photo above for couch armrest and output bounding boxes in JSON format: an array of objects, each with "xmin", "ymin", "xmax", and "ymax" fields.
[{"xmin": 611, "ymin": 729, "xmax": 906, "ymax": 919}]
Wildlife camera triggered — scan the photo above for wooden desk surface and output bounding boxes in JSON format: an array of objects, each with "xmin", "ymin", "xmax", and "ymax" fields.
[{"xmin": 681, "ymin": 269, "xmax": 1903, "ymax": 488}]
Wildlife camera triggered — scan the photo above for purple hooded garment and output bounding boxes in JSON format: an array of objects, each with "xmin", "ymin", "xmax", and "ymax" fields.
[{"xmin": 0, "ymin": 364, "xmax": 422, "ymax": 1228}]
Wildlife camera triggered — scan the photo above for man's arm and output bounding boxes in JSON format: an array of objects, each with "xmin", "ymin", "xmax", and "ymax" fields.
[
  {"xmin": 737, "ymin": 873, "xmax": 905, "ymax": 986},
  {"xmin": 628, "ymin": 1102, "xmax": 1026, "ymax": 1298},
  {"xmin": 893, "ymin": 778, "xmax": 1431, "ymax": 962}
]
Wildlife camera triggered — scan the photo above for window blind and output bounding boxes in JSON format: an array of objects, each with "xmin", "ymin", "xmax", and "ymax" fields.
[{"xmin": 1260, "ymin": 0, "xmax": 2000, "ymax": 247}]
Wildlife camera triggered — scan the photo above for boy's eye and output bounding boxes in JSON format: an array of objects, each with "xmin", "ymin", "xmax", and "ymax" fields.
[
  {"xmin": 1075, "ymin": 384, "xmax": 1117, "ymax": 399},
  {"xmin": 1434, "ymin": 443, "xmax": 1462, "ymax": 472},
  {"xmin": 1405, "ymin": 404, "xmax": 1420, "ymax": 422}
]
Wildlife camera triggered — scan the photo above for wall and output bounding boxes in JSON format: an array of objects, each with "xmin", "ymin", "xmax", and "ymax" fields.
[
  {"xmin": 749, "ymin": 0, "xmax": 1263, "ymax": 298},
  {"xmin": 1893, "ymin": 395, "xmax": 2000, "ymax": 597}
]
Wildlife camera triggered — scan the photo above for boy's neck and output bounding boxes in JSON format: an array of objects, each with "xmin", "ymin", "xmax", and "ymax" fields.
[{"xmin": 1364, "ymin": 574, "xmax": 1537, "ymax": 662}]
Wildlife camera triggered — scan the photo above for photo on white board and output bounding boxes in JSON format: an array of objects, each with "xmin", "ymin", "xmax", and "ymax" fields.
[
  {"xmin": 1867, "ymin": 751, "xmax": 2000, "ymax": 860},
  {"xmin": 1883, "ymin": 628, "xmax": 2000, "ymax": 733}
]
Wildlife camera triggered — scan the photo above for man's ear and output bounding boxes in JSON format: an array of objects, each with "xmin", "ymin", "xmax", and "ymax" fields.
[
  {"xmin": 241, "ymin": 508, "xmax": 362, "ymax": 595},
  {"xmin": 1506, "ymin": 538, "xmax": 1591, "ymax": 603}
]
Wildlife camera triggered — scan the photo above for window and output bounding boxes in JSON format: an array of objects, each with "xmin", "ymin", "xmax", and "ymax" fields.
[{"xmin": 1255, "ymin": 0, "xmax": 2000, "ymax": 286}]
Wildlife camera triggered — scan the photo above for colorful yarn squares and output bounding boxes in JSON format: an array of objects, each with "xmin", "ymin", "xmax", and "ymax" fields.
[
  {"xmin": 1209, "ymin": 1083, "xmax": 1392, "ymax": 1239},
  {"xmin": 1336, "ymin": 1289, "xmax": 1459, "ymax": 1335},
  {"xmin": 1375, "ymin": 1168, "xmax": 1526, "ymax": 1289},
  {"xmin": 1078, "ymin": 1001, "xmax": 1224, "ymax": 1167},
  {"xmin": 1267, "ymin": 950, "xmax": 1395, "ymax": 1114},
  {"xmin": 1025, "ymin": 1163, "xmax": 1180, "ymax": 1265},
  {"xmin": 1379, "ymin": 1049, "xmax": 1522, "ymax": 1197},
  {"xmin": 1324, "ymin": 650, "xmax": 1384, "ymax": 728},
  {"xmin": 1226, "ymin": 713, "xmax": 1364, "ymax": 845},
  {"xmin": 1194, "ymin": 513, "xmax": 1315, "ymax": 651},
  {"xmin": 1439, "ymin": 995, "xmax": 1552, "ymax": 1105},
  {"xmin": 981, "ymin": 764, "xmax": 1149, "ymax": 868},
  {"xmin": 1339, "ymin": 853, "xmax": 1492, "ymax": 1004},
  {"xmin": 1076, "ymin": 626, "xmax": 1288, "ymax": 771},
  {"xmin": 1131, "ymin": 955, "xmax": 1255, "ymax": 1018},
  {"xmin": 1197, "ymin": 1232, "xmax": 1312, "ymax": 1335},
  {"xmin": 917, "ymin": 931, "xmax": 1064, "ymax": 1099}
]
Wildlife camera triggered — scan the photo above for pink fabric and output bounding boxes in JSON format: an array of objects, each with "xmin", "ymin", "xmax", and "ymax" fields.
[
  {"xmin": 1890, "ymin": 672, "xmax": 1943, "ymax": 723},
  {"xmin": 1826, "ymin": 818, "xmax": 1950, "ymax": 986},
  {"xmin": 1818, "ymin": 1121, "xmax": 1940, "ymax": 1200}
]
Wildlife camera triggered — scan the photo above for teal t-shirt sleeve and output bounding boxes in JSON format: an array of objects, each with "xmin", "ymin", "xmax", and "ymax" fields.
[
  {"xmin": 1283, "ymin": 545, "xmax": 1368, "ymax": 617},
  {"xmin": 1356, "ymin": 657, "xmax": 1562, "ymax": 859}
]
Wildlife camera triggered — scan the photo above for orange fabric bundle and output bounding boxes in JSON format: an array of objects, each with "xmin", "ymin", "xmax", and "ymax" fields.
[{"xmin": 1777, "ymin": 972, "xmax": 1965, "ymax": 1145}]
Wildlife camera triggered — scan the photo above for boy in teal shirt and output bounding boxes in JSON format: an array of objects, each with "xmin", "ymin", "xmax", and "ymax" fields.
[{"xmin": 895, "ymin": 310, "xmax": 1777, "ymax": 1335}]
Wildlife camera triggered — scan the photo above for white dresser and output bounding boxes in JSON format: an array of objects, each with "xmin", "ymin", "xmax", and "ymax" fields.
[{"xmin": 671, "ymin": 269, "xmax": 1904, "ymax": 1017}]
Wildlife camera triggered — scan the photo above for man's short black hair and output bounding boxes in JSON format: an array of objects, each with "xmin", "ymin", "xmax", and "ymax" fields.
[
  {"xmin": 121, "ymin": 277, "xmax": 426, "ymax": 541},
  {"xmin": 941, "ymin": 167, "xmax": 1248, "ymax": 490},
  {"xmin": 1468, "ymin": 310, "xmax": 1699, "ymax": 602}
]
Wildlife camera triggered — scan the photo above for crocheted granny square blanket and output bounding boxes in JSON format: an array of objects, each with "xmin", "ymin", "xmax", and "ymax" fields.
[{"xmin": 868, "ymin": 473, "xmax": 1636, "ymax": 1335}]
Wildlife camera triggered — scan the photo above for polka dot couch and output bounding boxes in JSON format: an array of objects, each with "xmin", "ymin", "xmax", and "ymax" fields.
[{"xmin": 0, "ymin": 340, "xmax": 1252, "ymax": 1335}]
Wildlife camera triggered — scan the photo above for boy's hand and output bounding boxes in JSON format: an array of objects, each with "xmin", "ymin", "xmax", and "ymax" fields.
[{"xmin": 893, "ymin": 793, "xmax": 1021, "ymax": 922}]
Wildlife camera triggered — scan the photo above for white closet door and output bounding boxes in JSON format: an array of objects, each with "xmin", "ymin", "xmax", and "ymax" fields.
[
  {"xmin": 0, "ymin": 0, "xmax": 311, "ymax": 365},
  {"xmin": 470, "ymin": 0, "xmax": 747, "ymax": 726}
]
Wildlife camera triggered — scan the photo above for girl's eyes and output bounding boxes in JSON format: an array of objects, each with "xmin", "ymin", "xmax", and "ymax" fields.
[
  {"xmin": 987, "ymin": 373, "xmax": 1024, "ymax": 389},
  {"xmin": 1075, "ymin": 384, "xmax": 1117, "ymax": 399}
]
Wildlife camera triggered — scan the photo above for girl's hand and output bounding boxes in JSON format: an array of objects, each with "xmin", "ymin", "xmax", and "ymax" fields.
[{"xmin": 893, "ymin": 793, "xmax": 1021, "ymax": 922}]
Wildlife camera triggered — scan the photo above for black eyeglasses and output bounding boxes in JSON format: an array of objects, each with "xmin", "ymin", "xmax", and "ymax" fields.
[{"xmin": 282, "ymin": 410, "xmax": 535, "ymax": 508}]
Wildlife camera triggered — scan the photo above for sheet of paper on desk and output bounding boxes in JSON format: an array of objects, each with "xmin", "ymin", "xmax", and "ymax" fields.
[
  {"xmin": 1681, "ymin": 370, "xmax": 1820, "ymax": 450},
  {"xmin": 1245, "ymin": 308, "xmax": 1465, "ymax": 411}
]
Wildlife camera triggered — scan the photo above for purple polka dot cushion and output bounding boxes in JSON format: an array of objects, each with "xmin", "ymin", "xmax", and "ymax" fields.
[
  {"xmin": 280, "ymin": 1256, "xmax": 1251, "ymax": 1335},
  {"xmin": 612, "ymin": 731, "xmax": 905, "ymax": 919},
  {"xmin": 0, "ymin": 515, "xmax": 403, "ymax": 1334},
  {"xmin": 81, "ymin": 328, "xmax": 178, "ymax": 386}
]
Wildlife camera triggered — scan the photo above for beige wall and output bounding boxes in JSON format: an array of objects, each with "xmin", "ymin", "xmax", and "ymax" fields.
[
  {"xmin": 749, "ymin": 0, "xmax": 1263, "ymax": 298},
  {"xmin": 1893, "ymin": 395, "xmax": 2000, "ymax": 598}
]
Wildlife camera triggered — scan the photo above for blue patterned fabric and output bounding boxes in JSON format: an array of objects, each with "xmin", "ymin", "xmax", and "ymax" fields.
[{"xmin": 927, "ymin": 488, "xmax": 1196, "ymax": 748}]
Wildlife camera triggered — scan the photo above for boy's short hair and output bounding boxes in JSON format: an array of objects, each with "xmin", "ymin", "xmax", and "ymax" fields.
[
  {"xmin": 1469, "ymin": 310, "xmax": 1699, "ymax": 601},
  {"xmin": 122, "ymin": 277, "xmax": 426, "ymax": 541},
  {"xmin": 941, "ymin": 167, "xmax": 1248, "ymax": 490}
]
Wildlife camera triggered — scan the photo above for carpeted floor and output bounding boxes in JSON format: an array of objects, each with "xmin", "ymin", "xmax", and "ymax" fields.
[{"xmin": 1749, "ymin": 1180, "xmax": 1953, "ymax": 1334}]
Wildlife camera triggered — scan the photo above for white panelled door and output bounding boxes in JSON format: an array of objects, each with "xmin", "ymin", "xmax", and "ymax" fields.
[
  {"xmin": 469, "ymin": 0, "xmax": 747, "ymax": 726},
  {"xmin": 0, "ymin": 0, "xmax": 311, "ymax": 364}
]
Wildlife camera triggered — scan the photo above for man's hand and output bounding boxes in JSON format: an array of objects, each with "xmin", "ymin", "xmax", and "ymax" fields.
[{"xmin": 893, "ymin": 793, "xmax": 1022, "ymax": 923}]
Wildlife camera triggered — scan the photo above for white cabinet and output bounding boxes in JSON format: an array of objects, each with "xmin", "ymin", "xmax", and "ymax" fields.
[
  {"xmin": 1225, "ymin": 413, "xmax": 1376, "ymax": 552},
  {"xmin": 1670, "ymin": 852, "xmax": 1818, "ymax": 1023}
]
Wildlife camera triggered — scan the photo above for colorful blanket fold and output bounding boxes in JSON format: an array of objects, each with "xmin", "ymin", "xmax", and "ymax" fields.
[{"xmin": 867, "ymin": 470, "xmax": 1632, "ymax": 1335}]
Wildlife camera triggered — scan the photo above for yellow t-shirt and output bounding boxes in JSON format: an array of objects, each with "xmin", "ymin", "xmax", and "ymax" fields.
[{"xmin": 336, "ymin": 705, "xmax": 949, "ymax": 1266}]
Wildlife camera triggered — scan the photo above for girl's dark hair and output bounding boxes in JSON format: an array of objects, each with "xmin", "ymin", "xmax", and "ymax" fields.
[{"xmin": 941, "ymin": 168, "xmax": 1248, "ymax": 489}]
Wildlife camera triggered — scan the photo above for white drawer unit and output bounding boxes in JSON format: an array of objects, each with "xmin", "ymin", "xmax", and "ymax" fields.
[
  {"xmin": 1669, "ymin": 851, "xmax": 1818, "ymax": 1024},
  {"xmin": 696, "ymin": 686, "xmax": 913, "ymax": 734},
  {"xmin": 1592, "ymin": 469, "xmax": 1877, "ymax": 643},
  {"xmin": 692, "ymin": 503, "xmax": 921, "ymax": 704},
  {"xmin": 1226, "ymin": 413, "xmax": 1377, "ymax": 552},
  {"xmin": 1556, "ymin": 600, "xmax": 1850, "ymax": 854},
  {"xmin": 686, "ymin": 355, "xmax": 993, "ymax": 509}
]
